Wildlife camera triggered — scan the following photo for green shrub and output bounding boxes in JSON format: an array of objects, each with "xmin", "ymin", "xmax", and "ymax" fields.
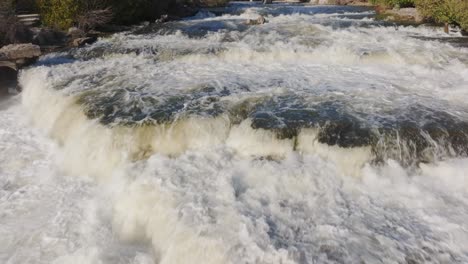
[
  {"xmin": 415, "ymin": 0, "xmax": 468, "ymax": 30},
  {"xmin": 36, "ymin": 0, "xmax": 180, "ymax": 28},
  {"xmin": 36, "ymin": 0, "xmax": 79, "ymax": 29},
  {"xmin": 37, "ymin": 0, "xmax": 152, "ymax": 28},
  {"xmin": 36, "ymin": 0, "xmax": 230, "ymax": 29}
]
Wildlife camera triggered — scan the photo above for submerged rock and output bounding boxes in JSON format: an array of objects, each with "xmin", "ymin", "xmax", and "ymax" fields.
[
  {"xmin": 245, "ymin": 96, "xmax": 468, "ymax": 166},
  {"xmin": 155, "ymin": 14, "xmax": 182, "ymax": 23},
  {"xmin": 72, "ymin": 37, "xmax": 97, "ymax": 47},
  {"xmin": 73, "ymin": 85, "xmax": 468, "ymax": 167},
  {"xmin": 246, "ymin": 16, "xmax": 267, "ymax": 25}
]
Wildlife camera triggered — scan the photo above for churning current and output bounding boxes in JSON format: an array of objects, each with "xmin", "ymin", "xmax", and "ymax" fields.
[{"xmin": 2, "ymin": 2, "xmax": 468, "ymax": 264}]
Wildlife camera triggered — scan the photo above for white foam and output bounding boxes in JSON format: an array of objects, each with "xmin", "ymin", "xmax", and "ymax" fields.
[{"xmin": 297, "ymin": 128, "xmax": 373, "ymax": 176}]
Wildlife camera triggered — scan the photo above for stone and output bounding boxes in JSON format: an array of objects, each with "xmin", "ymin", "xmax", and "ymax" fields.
[
  {"xmin": 67, "ymin": 27, "xmax": 86, "ymax": 39},
  {"xmin": 32, "ymin": 28, "xmax": 66, "ymax": 46},
  {"xmin": 246, "ymin": 16, "xmax": 267, "ymax": 25},
  {"xmin": 72, "ymin": 37, "xmax": 97, "ymax": 47},
  {"xmin": 156, "ymin": 14, "xmax": 170, "ymax": 23},
  {"xmin": 155, "ymin": 14, "xmax": 181, "ymax": 24},
  {"xmin": 0, "ymin": 43, "xmax": 41, "ymax": 60},
  {"xmin": 86, "ymin": 30, "xmax": 106, "ymax": 38}
]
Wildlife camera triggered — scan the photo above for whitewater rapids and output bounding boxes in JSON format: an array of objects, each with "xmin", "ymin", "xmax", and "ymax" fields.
[{"xmin": 2, "ymin": 2, "xmax": 468, "ymax": 263}]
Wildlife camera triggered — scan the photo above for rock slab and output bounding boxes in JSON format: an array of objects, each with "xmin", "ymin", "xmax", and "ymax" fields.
[{"xmin": 0, "ymin": 43, "xmax": 41, "ymax": 60}]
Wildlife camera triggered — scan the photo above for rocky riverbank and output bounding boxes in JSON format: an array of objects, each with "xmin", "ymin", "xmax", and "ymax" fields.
[
  {"xmin": 0, "ymin": 43, "xmax": 41, "ymax": 94},
  {"xmin": 0, "ymin": 0, "xmax": 205, "ymax": 96}
]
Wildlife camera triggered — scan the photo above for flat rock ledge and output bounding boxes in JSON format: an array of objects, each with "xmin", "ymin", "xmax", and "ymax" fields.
[{"xmin": 0, "ymin": 43, "xmax": 41, "ymax": 61}]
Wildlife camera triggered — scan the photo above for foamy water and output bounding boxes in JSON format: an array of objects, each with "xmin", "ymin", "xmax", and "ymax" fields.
[{"xmin": 2, "ymin": 2, "xmax": 468, "ymax": 263}]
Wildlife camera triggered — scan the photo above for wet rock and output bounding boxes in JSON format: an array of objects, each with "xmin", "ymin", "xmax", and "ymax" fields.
[
  {"xmin": 72, "ymin": 37, "xmax": 97, "ymax": 47},
  {"xmin": 78, "ymin": 85, "xmax": 227, "ymax": 125},
  {"xmin": 0, "ymin": 44, "xmax": 39, "ymax": 94},
  {"xmin": 85, "ymin": 30, "xmax": 106, "ymax": 39},
  {"xmin": 96, "ymin": 24, "xmax": 132, "ymax": 33},
  {"xmin": 0, "ymin": 63, "xmax": 18, "ymax": 95},
  {"xmin": 67, "ymin": 27, "xmax": 86, "ymax": 39},
  {"xmin": 246, "ymin": 16, "xmax": 267, "ymax": 25},
  {"xmin": 248, "ymin": 97, "xmax": 468, "ymax": 166},
  {"xmin": 155, "ymin": 14, "xmax": 183, "ymax": 24},
  {"xmin": 156, "ymin": 14, "xmax": 169, "ymax": 23},
  {"xmin": 0, "ymin": 43, "xmax": 41, "ymax": 61},
  {"xmin": 317, "ymin": 118, "xmax": 372, "ymax": 148},
  {"xmin": 263, "ymin": 0, "xmax": 273, "ymax": 4},
  {"xmin": 32, "ymin": 28, "xmax": 67, "ymax": 46},
  {"xmin": 156, "ymin": 14, "xmax": 178, "ymax": 23}
]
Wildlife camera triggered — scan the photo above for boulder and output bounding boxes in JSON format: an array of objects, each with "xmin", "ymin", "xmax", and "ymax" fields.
[
  {"xmin": 0, "ymin": 43, "xmax": 41, "ymax": 60},
  {"xmin": 246, "ymin": 16, "xmax": 267, "ymax": 25},
  {"xmin": 32, "ymin": 28, "xmax": 67, "ymax": 46},
  {"xmin": 67, "ymin": 27, "xmax": 86, "ymax": 39},
  {"xmin": 72, "ymin": 37, "xmax": 97, "ymax": 47}
]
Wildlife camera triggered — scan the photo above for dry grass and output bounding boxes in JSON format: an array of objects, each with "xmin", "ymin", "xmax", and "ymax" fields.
[{"xmin": 76, "ymin": 7, "xmax": 113, "ymax": 30}]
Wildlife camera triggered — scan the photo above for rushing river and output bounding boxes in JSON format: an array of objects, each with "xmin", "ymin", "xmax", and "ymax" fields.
[{"xmin": 2, "ymin": 2, "xmax": 468, "ymax": 263}]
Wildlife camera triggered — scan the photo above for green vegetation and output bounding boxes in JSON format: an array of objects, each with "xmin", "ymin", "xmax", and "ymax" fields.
[
  {"xmin": 415, "ymin": 0, "xmax": 468, "ymax": 30},
  {"xmin": 35, "ymin": 0, "xmax": 228, "ymax": 30},
  {"xmin": 371, "ymin": 0, "xmax": 468, "ymax": 31},
  {"xmin": 36, "ymin": 0, "xmax": 78, "ymax": 29}
]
